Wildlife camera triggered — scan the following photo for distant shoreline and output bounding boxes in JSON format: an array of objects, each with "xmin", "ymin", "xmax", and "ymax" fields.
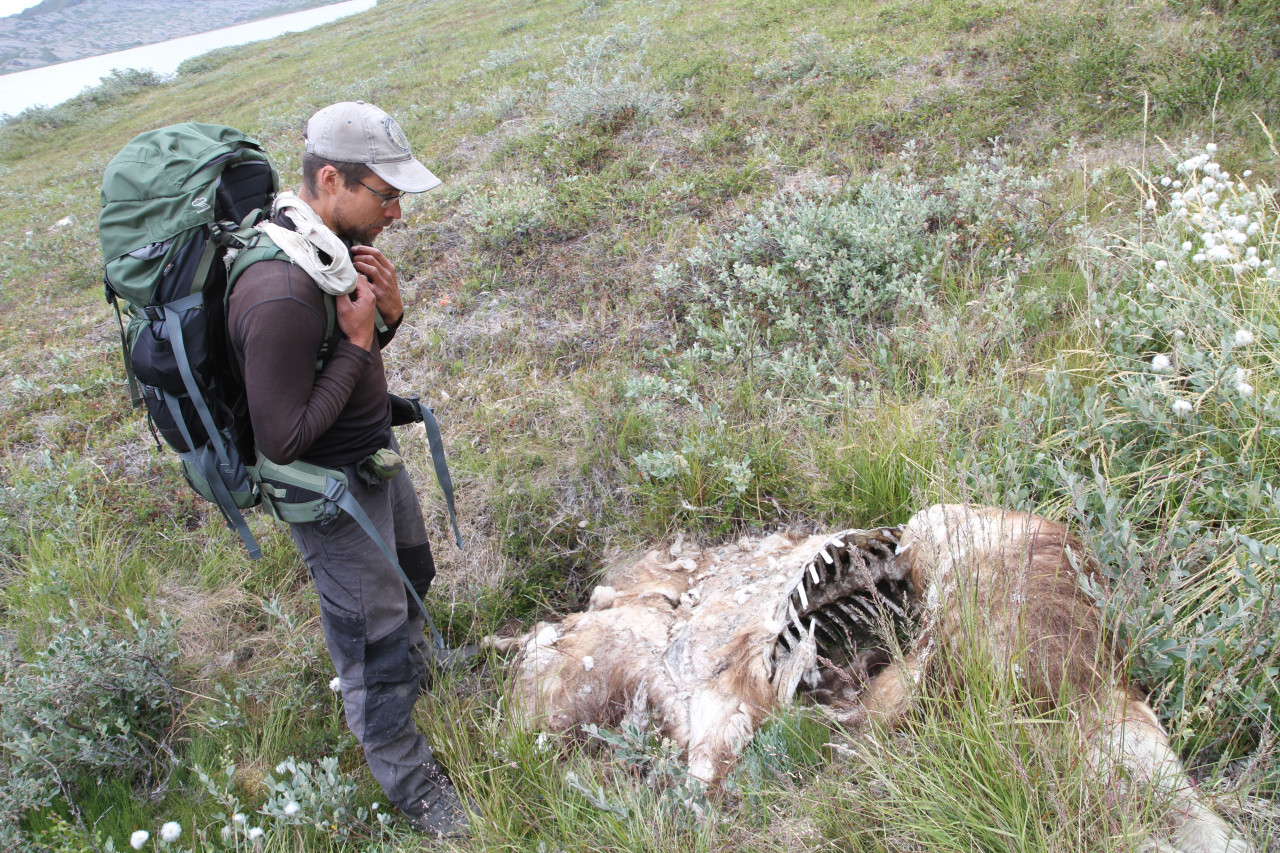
[
  {"xmin": 0, "ymin": 0, "xmax": 341, "ymax": 75},
  {"xmin": 0, "ymin": 0, "xmax": 376, "ymax": 116}
]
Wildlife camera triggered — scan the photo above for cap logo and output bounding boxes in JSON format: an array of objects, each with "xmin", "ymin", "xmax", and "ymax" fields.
[{"xmin": 382, "ymin": 117, "xmax": 411, "ymax": 154}]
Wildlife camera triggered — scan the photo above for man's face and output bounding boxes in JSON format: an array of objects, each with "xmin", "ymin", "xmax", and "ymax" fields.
[{"xmin": 331, "ymin": 173, "xmax": 403, "ymax": 246}]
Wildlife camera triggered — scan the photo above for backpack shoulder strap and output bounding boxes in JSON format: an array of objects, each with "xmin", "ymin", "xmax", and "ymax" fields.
[{"xmin": 226, "ymin": 222, "xmax": 339, "ymax": 371}]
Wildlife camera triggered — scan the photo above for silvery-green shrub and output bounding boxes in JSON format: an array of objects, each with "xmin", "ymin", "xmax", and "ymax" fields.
[{"xmin": 0, "ymin": 608, "xmax": 181, "ymax": 830}]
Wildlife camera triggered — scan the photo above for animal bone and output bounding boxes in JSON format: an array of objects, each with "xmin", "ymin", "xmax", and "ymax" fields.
[{"xmin": 497, "ymin": 505, "xmax": 1254, "ymax": 853}]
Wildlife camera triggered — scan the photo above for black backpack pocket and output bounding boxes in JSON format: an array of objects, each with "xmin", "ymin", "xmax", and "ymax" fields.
[
  {"xmin": 129, "ymin": 232, "xmax": 216, "ymax": 393},
  {"xmin": 140, "ymin": 384, "xmax": 207, "ymax": 453}
]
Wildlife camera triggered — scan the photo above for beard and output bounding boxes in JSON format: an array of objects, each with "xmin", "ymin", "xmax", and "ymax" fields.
[
  {"xmin": 336, "ymin": 219, "xmax": 382, "ymax": 247},
  {"xmin": 330, "ymin": 195, "xmax": 387, "ymax": 246}
]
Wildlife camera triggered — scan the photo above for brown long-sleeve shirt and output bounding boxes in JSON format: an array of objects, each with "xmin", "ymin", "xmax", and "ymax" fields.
[{"xmin": 228, "ymin": 253, "xmax": 397, "ymax": 469}]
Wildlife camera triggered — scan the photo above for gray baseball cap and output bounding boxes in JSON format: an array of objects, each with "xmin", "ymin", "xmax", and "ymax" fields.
[{"xmin": 304, "ymin": 101, "xmax": 441, "ymax": 193}]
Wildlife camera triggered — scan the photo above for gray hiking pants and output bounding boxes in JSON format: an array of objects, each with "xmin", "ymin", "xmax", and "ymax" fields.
[{"xmin": 287, "ymin": 459, "xmax": 440, "ymax": 816}]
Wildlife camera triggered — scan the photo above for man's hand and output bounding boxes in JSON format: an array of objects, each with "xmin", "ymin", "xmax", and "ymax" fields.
[
  {"xmin": 352, "ymin": 245, "xmax": 403, "ymax": 325},
  {"xmin": 337, "ymin": 275, "xmax": 377, "ymax": 351}
]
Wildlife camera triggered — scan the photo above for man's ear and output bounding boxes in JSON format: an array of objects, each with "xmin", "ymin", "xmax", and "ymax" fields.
[{"xmin": 316, "ymin": 164, "xmax": 344, "ymax": 196}]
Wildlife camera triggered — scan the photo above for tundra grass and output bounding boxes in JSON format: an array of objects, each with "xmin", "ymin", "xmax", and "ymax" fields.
[{"xmin": 0, "ymin": 0, "xmax": 1277, "ymax": 848}]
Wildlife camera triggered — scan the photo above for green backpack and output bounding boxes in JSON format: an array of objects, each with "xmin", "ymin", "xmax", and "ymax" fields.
[{"xmin": 100, "ymin": 122, "xmax": 278, "ymax": 555}]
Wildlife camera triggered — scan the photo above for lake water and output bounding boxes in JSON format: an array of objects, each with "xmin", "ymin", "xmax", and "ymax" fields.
[{"xmin": 0, "ymin": 0, "xmax": 377, "ymax": 117}]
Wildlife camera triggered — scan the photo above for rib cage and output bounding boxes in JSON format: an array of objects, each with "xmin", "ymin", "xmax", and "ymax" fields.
[{"xmin": 774, "ymin": 526, "xmax": 912, "ymax": 674}]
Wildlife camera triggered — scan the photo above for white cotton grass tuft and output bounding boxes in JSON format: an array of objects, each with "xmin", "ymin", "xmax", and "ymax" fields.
[
  {"xmin": 284, "ymin": 800, "xmax": 301, "ymax": 816},
  {"xmin": 160, "ymin": 821, "xmax": 182, "ymax": 843},
  {"xmin": 1234, "ymin": 329, "xmax": 1255, "ymax": 347},
  {"xmin": 329, "ymin": 676, "xmax": 342, "ymax": 692},
  {"xmin": 248, "ymin": 827, "xmax": 265, "ymax": 840},
  {"xmin": 130, "ymin": 830, "xmax": 150, "ymax": 850},
  {"xmin": 1173, "ymin": 399, "xmax": 1194, "ymax": 417},
  {"xmin": 1151, "ymin": 354, "xmax": 1172, "ymax": 372},
  {"xmin": 1234, "ymin": 368, "xmax": 1253, "ymax": 396}
]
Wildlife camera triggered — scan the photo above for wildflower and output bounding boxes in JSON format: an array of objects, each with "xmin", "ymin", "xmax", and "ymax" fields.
[
  {"xmin": 1173, "ymin": 179, "xmax": 1183, "ymax": 188},
  {"xmin": 1181, "ymin": 241, "xmax": 1193, "ymax": 252},
  {"xmin": 1206, "ymin": 142, "xmax": 1218, "ymax": 154},
  {"xmin": 1154, "ymin": 260, "xmax": 1168, "ymax": 271},
  {"xmin": 1236, "ymin": 381, "xmax": 1254, "ymax": 397},
  {"xmin": 1173, "ymin": 328, "xmax": 1186, "ymax": 341},
  {"xmin": 1234, "ymin": 329, "xmax": 1255, "ymax": 347},
  {"xmin": 1173, "ymin": 399, "xmax": 1193, "ymax": 417},
  {"xmin": 160, "ymin": 821, "xmax": 182, "ymax": 843},
  {"xmin": 1193, "ymin": 253, "xmax": 1207, "ymax": 263},
  {"xmin": 1207, "ymin": 245, "xmax": 1232, "ymax": 263},
  {"xmin": 233, "ymin": 813, "xmax": 247, "ymax": 825},
  {"xmin": 329, "ymin": 676, "xmax": 341, "ymax": 692},
  {"xmin": 1151, "ymin": 354, "xmax": 1172, "ymax": 372},
  {"xmin": 1146, "ymin": 282, "xmax": 1159, "ymax": 294},
  {"xmin": 1161, "ymin": 176, "xmax": 1172, "ymax": 187},
  {"xmin": 284, "ymin": 801, "xmax": 301, "ymax": 817},
  {"xmin": 248, "ymin": 827, "xmax": 265, "ymax": 841},
  {"xmin": 1144, "ymin": 198, "xmax": 1157, "ymax": 211},
  {"xmin": 130, "ymin": 831, "xmax": 150, "ymax": 850},
  {"xmin": 372, "ymin": 802, "xmax": 380, "ymax": 811}
]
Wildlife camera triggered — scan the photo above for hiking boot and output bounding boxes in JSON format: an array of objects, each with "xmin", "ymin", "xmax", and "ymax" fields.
[{"xmin": 404, "ymin": 772, "xmax": 470, "ymax": 840}]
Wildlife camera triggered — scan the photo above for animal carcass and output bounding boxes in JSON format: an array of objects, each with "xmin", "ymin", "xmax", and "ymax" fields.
[{"xmin": 493, "ymin": 505, "xmax": 1252, "ymax": 853}]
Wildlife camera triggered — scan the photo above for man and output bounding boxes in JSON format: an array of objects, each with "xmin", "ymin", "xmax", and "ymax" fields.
[{"xmin": 228, "ymin": 101, "xmax": 467, "ymax": 838}]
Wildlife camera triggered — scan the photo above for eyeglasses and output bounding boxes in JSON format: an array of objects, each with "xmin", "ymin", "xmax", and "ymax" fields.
[{"xmin": 357, "ymin": 179, "xmax": 406, "ymax": 208}]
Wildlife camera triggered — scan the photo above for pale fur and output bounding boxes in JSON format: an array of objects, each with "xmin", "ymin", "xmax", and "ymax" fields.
[{"xmin": 498, "ymin": 505, "xmax": 1254, "ymax": 853}]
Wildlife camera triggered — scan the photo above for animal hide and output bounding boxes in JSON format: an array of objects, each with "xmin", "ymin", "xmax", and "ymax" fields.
[{"xmin": 492, "ymin": 505, "xmax": 1253, "ymax": 853}]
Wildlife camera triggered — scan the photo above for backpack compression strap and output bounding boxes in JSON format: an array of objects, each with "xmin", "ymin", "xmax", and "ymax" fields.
[
  {"xmin": 252, "ymin": 456, "xmax": 447, "ymax": 650},
  {"xmin": 104, "ymin": 280, "xmax": 143, "ymax": 407},
  {"xmin": 400, "ymin": 395, "xmax": 464, "ymax": 549}
]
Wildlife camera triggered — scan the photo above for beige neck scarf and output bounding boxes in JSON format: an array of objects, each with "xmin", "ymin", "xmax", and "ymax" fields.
[{"xmin": 256, "ymin": 192, "xmax": 357, "ymax": 296}]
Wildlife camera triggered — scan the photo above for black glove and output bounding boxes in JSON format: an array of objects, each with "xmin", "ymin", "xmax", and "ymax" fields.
[{"xmin": 388, "ymin": 393, "xmax": 424, "ymax": 427}]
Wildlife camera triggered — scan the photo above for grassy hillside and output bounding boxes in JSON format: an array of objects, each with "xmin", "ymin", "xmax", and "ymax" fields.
[{"xmin": 0, "ymin": 0, "xmax": 1278, "ymax": 849}]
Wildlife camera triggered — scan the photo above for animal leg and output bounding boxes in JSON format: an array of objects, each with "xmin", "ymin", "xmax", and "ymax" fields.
[
  {"xmin": 1085, "ymin": 689, "xmax": 1253, "ymax": 853},
  {"xmin": 839, "ymin": 653, "xmax": 922, "ymax": 730}
]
